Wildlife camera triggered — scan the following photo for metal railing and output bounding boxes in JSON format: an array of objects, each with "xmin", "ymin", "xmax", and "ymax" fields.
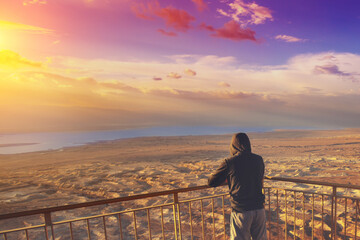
[{"xmin": 1, "ymin": 176, "xmax": 360, "ymax": 239}]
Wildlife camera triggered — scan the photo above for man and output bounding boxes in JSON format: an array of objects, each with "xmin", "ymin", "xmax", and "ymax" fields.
[{"xmin": 208, "ymin": 133, "xmax": 267, "ymax": 240}]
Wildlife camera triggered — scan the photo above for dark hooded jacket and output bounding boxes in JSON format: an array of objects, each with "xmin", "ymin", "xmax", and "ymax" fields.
[{"xmin": 208, "ymin": 133, "xmax": 265, "ymax": 212}]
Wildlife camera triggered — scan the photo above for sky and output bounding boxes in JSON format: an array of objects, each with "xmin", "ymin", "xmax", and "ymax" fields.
[{"xmin": 0, "ymin": 0, "xmax": 360, "ymax": 133}]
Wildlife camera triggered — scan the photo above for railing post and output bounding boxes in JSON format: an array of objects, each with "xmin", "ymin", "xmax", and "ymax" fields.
[
  {"xmin": 334, "ymin": 187, "xmax": 337, "ymax": 240},
  {"xmin": 331, "ymin": 186, "xmax": 337, "ymax": 240},
  {"xmin": 173, "ymin": 193, "xmax": 179, "ymax": 240},
  {"xmin": 268, "ymin": 188, "xmax": 271, "ymax": 240},
  {"xmin": 44, "ymin": 212, "xmax": 55, "ymax": 240}
]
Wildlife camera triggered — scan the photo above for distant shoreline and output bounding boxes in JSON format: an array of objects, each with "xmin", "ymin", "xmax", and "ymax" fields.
[
  {"xmin": 0, "ymin": 143, "xmax": 38, "ymax": 148},
  {"xmin": 0, "ymin": 126, "xmax": 267, "ymax": 155},
  {"xmin": 0, "ymin": 127, "xmax": 358, "ymax": 155}
]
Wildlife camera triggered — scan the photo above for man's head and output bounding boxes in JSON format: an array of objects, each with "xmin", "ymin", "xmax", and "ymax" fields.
[{"xmin": 230, "ymin": 132, "xmax": 251, "ymax": 155}]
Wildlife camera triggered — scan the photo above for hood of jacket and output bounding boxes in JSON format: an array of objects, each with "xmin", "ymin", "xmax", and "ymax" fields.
[{"xmin": 230, "ymin": 133, "xmax": 252, "ymax": 156}]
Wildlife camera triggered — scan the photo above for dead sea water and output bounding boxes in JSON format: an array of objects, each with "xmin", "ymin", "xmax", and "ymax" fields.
[{"xmin": 0, "ymin": 126, "xmax": 268, "ymax": 154}]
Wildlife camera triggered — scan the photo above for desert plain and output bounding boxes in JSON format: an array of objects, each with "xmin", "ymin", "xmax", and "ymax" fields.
[{"xmin": 1, "ymin": 128, "xmax": 360, "ymax": 239}]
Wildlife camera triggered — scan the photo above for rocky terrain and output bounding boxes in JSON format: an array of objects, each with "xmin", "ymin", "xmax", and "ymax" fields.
[{"xmin": 1, "ymin": 128, "xmax": 360, "ymax": 239}]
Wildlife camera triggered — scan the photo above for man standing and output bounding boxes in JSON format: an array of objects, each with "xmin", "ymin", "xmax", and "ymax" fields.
[{"xmin": 208, "ymin": 133, "xmax": 267, "ymax": 240}]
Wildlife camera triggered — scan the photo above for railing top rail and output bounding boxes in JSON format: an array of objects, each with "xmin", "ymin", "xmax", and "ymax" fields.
[
  {"xmin": 0, "ymin": 176, "xmax": 359, "ymax": 220},
  {"xmin": 265, "ymin": 176, "xmax": 360, "ymax": 190},
  {"xmin": 0, "ymin": 184, "xmax": 212, "ymax": 220}
]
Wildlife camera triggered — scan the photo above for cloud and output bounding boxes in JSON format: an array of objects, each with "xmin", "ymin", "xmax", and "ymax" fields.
[
  {"xmin": 167, "ymin": 54, "xmax": 238, "ymax": 67},
  {"xmin": 283, "ymin": 52, "xmax": 358, "ymax": 82},
  {"xmin": 131, "ymin": 1, "xmax": 159, "ymax": 20},
  {"xmin": 98, "ymin": 80, "xmax": 141, "ymax": 92},
  {"xmin": 319, "ymin": 54, "xmax": 337, "ymax": 61},
  {"xmin": 42, "ymin": 52, "xmax": 360, "ymax": 96},
  {"xmin": 51, "ymin": 52, "xmax": 360, "ymax": 95},
  {"xmin": 132, "ymin": 1, "xmax": 195, "ymax": 32},
  {"xmin": 1, "ymin": 70, "xmax": 141, "ymax": 105},
  {"xmin": 199, "ymin": 22, "xmax": 215, "ymax": 32},
  {"xmin": 132, "ymin": 0, "xmax": 268, "ymax": 41},
  {"xmin": 196, "ymin": 55, "xmax": 238, "ymax": 66},
  {"xmin": 3, "ymin": 51, "xmax": 360, "ymax": 132},
  {"xmin": 0, "ymin": 20, "xmax": 54, "ymax": 35},
  {"xmin": 184, "ymin": 68, "xmax": 196, "ymax": 76},
  {"xmin": 155, "ymin": 6, "xmax": 195, "ymax": 32},
  {"xmin": 275, "ymin": 35, "xmax": 306, "ymax": 43},
  {"xmin": 303, "ymin": 87, "xmax": 322, "ymax": 93},
  {"xmin": 167, "ymin": 72, "xmax": 182, "ymax": 79},
  {"xmin": 313, "ymin": 64, "xmax": 350, "ymax": 76},
  {"xmin": 218, "ymin": 81, "xmax": 231, "ymax": 87},
  {"xmin": 0, "ymin": 66, "xmax": 281, "ymax": 133},
  {"xmin": 23, "ymin": 0, "xmax": 47, "ymax": 6},
  {"xmin": 158, "ymin": 29, "xmax": 177, "ymax": 37},
  {"xmin": 0, "ymin": 50, "xmax": 43, "ymax": 69},
  {"xmin": 210, "ymin": 20, "xmax": 256, "ymax": 41},
  {"xmin": 149, "ymin": 88, "xmax": 257, "ymax": 100},
  {"xmin": 191, "ymin": 0, "xmax": 208, "ymax": 12},
  {"xmin": 0, "ymin": 70, "xmax": 167, "ymax": 133},
  {"xmin": 217, "ymin": 0, "xmax": 273, "ymax": 26}
]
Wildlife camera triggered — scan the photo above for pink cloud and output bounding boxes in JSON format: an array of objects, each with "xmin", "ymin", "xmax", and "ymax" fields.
[
  {"xmin": 211, "ymin": 20, "xmax": 256, "ymax": 41},
  {"xmin": 155, "ymin": 6, "xmax": 195, "ymax": 32},
  {"xmin": 158, "ymin": 29, "xmax": 177, "ymax": 37},
  {"xmin": 132, "ymin": 1, "xmax": 195, "ymax": 32},
  {"xmin": 153, "ymin": 77, "xmax": 162, "ymax": 81},
  {"xmin": 131, "ymin": 1, "xmax": 160, "ymax": 20},
  {"xmin": 191, "ymin": 0, "xmax": 208, "ymax": 12},
  {"xmin": 199, "ymin": 22, "xmax": 215, "ymax": 31}
]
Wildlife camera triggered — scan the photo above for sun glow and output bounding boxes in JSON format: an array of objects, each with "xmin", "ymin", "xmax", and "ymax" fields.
[
  {"xmin": 0, "ymin": 0, "xmax": 359, "ymax": 133},
  {"xmin": 0, "ymin": 29, "xmax": 9, "ymax": 50},
  {"xmin": 0, "ymin": 20, "xmax": 54, "ymax": 35},
  {"xmin": 0, "ymin": 20, "xmax": 55, "ymax": 54}
]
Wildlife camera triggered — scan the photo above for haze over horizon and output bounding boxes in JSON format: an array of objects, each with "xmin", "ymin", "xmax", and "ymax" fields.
[{"xmin": 1, "ymin": 0, "xmax": 360, "ymax": 133}]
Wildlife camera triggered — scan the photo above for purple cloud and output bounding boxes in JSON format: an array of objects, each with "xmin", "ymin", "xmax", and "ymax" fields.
[{"xmin": 313, "ymin": 64, "xmax": 350, "ymax": 76}]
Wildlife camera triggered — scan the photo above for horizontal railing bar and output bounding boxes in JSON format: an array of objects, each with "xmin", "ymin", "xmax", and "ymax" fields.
[
  {"xmin": 0, "ymin": 184, "xmax": 214, "ymax": 220},
  {"xmin": 179, "ymin": 193, "xmax": 228, "ymax": 203},
  {"xmin": 2, "ymin": 194, "xmax": 230, "ymax": 234},
  {"xmin": 264, "ymin": 187, "xmax": 333, "ymax": 197},
  {"xmin": 52, "ymin": 202, "xmax": 177, "ymax": 225},
  {"xmin": 329, "ymin": 194, "xmax": 360, "ymax": 201},
  {"xmin": 265, "ymin": 176, "xmax": 360, "ymax": 190},
  {"xmin": 1, "ymin": 194, "xmax": 231, "ymax": 235},
  {"xmin": 265, "ymin": 186, "xmax": 336, "ymax": 195},
  {"xmin": 1, "ymin": 176, "xmax": 359, "ymax": 220},
  {"xmin": 0, "ymin": 224, "xmax": 45, "ymax": 234},
  {"xmin": 264, "ymin": 187, "xmax": 360, "ymax": 201}
]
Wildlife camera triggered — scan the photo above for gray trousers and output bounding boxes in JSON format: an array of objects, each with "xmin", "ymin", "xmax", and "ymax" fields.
[{"xmin": 230, "ymin": 208, "xmax": 267, "ymax": 240}]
